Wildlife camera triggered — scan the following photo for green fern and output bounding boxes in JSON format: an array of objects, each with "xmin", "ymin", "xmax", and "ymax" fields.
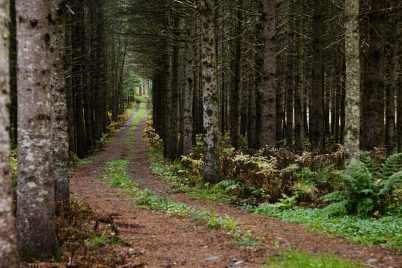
[
  {"xmin": 377, "ymin": 153, "xmax": 402, "ymax": 179},
  {"xmin": 322, "ymin": 153, "xmax": 402, "ymax": 217}
]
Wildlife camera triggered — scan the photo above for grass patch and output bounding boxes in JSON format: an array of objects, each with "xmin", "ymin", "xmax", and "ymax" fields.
[
  {"xmin": 125, "ymin": 99, "xmax": 147, "ymax": 146},
  {"xmin": 253, "ymin": 204, "xmax": 402, "ymax": 248},
  {"xmin": 263, "ymin": 251, "xmax": 362, "ymax": 268},
  {"xmin": 84, "ymin": 232, "xmax": 123, "ymax": 248},
  {"xmin": 70, "ymin": 153, "xmax": 92, "ymax": 166},
  {"xmin": 101, "ymin": 159, "xmax": 258, "ymax": 246}
]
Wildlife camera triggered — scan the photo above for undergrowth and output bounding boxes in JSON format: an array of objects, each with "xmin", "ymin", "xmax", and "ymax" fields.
[
  {"xmin": 263, "ymin": 250, "xmax": 362, "ymax": 268},
  {"xmin": 145, "ymin": 132, "xmax": 402, "ymax": 248},
  {"xmin": 253, "ymin": 204, "xmax": 402, "ymax": 248},
  {"xmin": 101, "ymin": 159, "xmax": 258, "ymax": 246}
]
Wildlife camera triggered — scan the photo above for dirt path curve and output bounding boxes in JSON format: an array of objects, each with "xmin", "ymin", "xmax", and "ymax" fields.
[{"xmin": 71, "ymin": 103, "xmax": 401, "ymax": 267}]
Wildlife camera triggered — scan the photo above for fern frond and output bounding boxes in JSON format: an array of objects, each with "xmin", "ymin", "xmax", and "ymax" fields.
[
  {"xmin": 378, "ymin": 170, "xmax": 402, "ymax": 196},
  {"xmin": 323, "ymin": 200, "xmax": 349, "ymax": 216},
  {"xmin": 377, "ymin": 153, "xmax": 402, "ymax": 179}
]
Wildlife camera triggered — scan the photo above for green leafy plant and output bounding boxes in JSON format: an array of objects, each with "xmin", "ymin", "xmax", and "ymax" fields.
[
  {"xmin": 263, "ymin": 250, "xmax": 362, "ymax": 268},
  {"xmin": 321, "ymin": 153, "xmax": 402, "ymax": 217},
  {"xmin": 254, "ymin": 205, "xmax": 402, "ymax": 248}
]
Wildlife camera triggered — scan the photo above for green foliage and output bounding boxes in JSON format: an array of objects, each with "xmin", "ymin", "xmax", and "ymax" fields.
[
  {"xmin": 263, "ymin": 250, "xmax": 362, "ymax": 268},
  {"xmin": 84, "ymin": 232, "xmax": 123, "ymax": 248},
  {"xmin": 70, "ymin": 152, "xmax": 92, "ymax": 166},
  {"xmin": 253, "ymin": 205, "xmax": 402, "ymax": 248},
  {"xmin": 321, "ymin": 154, "xmax": 402, "ymax": 217}
]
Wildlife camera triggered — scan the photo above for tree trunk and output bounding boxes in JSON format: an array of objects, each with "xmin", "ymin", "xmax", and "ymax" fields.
[
  {"xmin": 344, "ymin": 0, "xmax": 361, "ymax": 163},
  {"xmin": 361, "ymin": 1, "xmax": 385, "ymax": 150},
  {"xmin": 229, "ymin": 0, "xmax": 243, "ymax": 149},
  {"xmin": 170, "ymin": 16, "xmax": 180, "ymax": 159},
  {"xmin": 50, "ymin": 0, "xmax": 70, "ymax": 203},
  {"xmin": 386, "ymin": 18, "xmax": 397, "ymax": 154},
  {"xmin": 199, "ymin": 0, "xmax": 220, "ymax": 182},
  {"xmin": 0, "ymin": 0, "xmax": 19, "ymax": 265},
  {"xmin": 16, "ymin": 0, "xmax": 59, "ymax": 258},
  {"xmin": 9, "ymin": 0, "xmax": 17, "ymax": 146},
  {"xmin": 294, "ymin": 0, "xmax": 304, "ymax": 153},
  {"xmin": 398, "ymin": 8, "xmax": 402, "ymax": 152},
  {"xmin": 311, "ymin": 0, "xmax": 324, "ymax": 153},
  {"xmin": 163, "ymin": 17, "xmax": 174, "ymax": 158},
  {"xmin": 260, "ymin": 0, "xmax": 277, "ymax": 147},
  {"xmin": 182, "ymin": 15, "xmax": 194, "ymax": 155}
]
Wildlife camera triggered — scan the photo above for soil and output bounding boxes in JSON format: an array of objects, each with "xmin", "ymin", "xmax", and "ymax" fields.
[{"xmin": 67, "ymin": 104, "xmax": 401, "ymax": 268}]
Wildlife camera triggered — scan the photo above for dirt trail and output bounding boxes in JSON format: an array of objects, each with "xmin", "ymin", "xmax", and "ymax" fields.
[{"xmin": 71, "ymin": 103, "xmax": 401, "ymax": 267}]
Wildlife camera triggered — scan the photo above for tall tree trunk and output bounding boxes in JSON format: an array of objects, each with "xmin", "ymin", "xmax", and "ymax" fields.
[
  {"xmin": 398, "ymin": 8, "xmax": 402, "ymax": 152},
  {"xmin": 361, "ymin": 1, "xmax": 385, "ymax": 150},
  {"xmin": 260, "ymin": 0, "xmax": 277, "ymax": 147},
  {"xmin": 9, "ymin": 0, "xmax": 17, "ymax": 146},
  {"xmin": 311, "ymin": 0, "xmax": 324, "ymax": 153},
  {"xmin": 229, "ymin": 0, "xmax": 243, "ymax": 149},
  {"xmin": 170, "ymin": 16, "xmax": 180, "ymax": 159},
  {"xmin": 163, "ymin": 16, "xmax": 174, "ymax": 158},
  {"xmin": 386, "ymin": 15, "xmax": 397, "ymax": 154},
  {"xmin": 199, "ymin": 0, "xmax": 220, "ymax": 182},
  {"xmin": 16, "ymin": 0, "xmax": 59, "ymax": 258},
  {"xmin": 0, "ymin": 0, "xmax": 19, "ymax": 265},
  {"xmin": 294, "ymin": 0, "xmax": 304, "ymax": 153},
  {"xmin": 344, "ymin": 0, "xmax": 361, "ymax": 163},
  {"xmin": 50, "ymin": 0, "xmax": 70, "ymax": 203},
  {"xmin": 182, "ymin": 15, "xmax": 194, "ymax": 155},
  {"xmin": 285, "ymin": 1, "xmax": 295, "ymax": 146}
]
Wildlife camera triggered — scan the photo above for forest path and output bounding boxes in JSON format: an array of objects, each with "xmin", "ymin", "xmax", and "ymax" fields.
[
  {"xmin": 71, "ymin": 101, "xmax": 401, "ymax": 268},
  {"xmin": 70, "ymin": 102, "xmax": 264, "ymax": 267}
]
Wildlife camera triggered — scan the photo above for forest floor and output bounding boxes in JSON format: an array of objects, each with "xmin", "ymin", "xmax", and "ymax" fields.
[{"xmin": 50, "ymin": 101, "xmax": 401, "ymax": 267}]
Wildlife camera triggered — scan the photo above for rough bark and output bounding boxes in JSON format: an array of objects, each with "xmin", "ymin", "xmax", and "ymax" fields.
[
  {"xmin": 260, "ymin": 0, "xmax": 277, "ymax": 147},
  {"xmin": 311, "ymin": 0, "xmax": 324, "ymax": 153},
  {"xmin": 182, "ymin": 15, "xmax": 194, "ymax": 155},
  {"xmin": 50, "ymin": 0, "xmax": 70, "ymax": 203},
  {"xmin": 0, "ymin": 0, "xmax": 19, "ymax": 265},
  {"xmin": 9, "ymin": 0, "xmax": 17, "ymax": 146},
  {"xmin": 386, "ymin": 10, "xmax": 397, "ymax": 154},
  {"xmin": 163, "ymin": 17, "xmax": 174, "ymax": 158},
  {"xmin": 229, "ymin": 0, "xmax": 243, "ymax": 149},
  {"xmin": 16, "ymin": 0, "xmax": 59, "ymax": 258},
  {"xmin": 398, "ymin": 8, "xmax": 402, "ymax": 152},
  {"xmin": 344, "ymin": 0, "xmax": 361, "ymax": 164},
  {"xmin": 294, "ymin": 0, "xmax": 304, "ymax": 153},
  {"xmin": 199, "ymin": 0, "xmax": 220, "ymax": 182}
]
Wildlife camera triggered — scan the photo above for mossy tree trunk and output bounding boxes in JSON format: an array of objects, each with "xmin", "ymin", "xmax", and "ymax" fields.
[
  {"xmin": 199, "ymin": 0, "xmax": 220, "ymax": 182},
  {"xmin": 0, "ymin": 0, "xmax": 19, "ymax": 265},
  {"xmin": 344, "ymin": 0, "xmax": 361, "ymax": 163},
  {"xmin": 16, "ymin": 0, "xmax": 59, "ymax": 258}
]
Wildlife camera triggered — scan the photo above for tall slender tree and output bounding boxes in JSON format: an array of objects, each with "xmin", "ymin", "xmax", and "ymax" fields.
[
  {"xmin": 182, "ymin": 15, "xmax": 195, "ymax": 155},
  {"xmin": 0, "ymin": 0, "xmax": 19, "ymax": 265},
  {"xmin": 361, "ymin": 1, "xmax": 386, "ymax": 150},
  {"xmin": 50, "ymin": 0, "xmax": 70, "ymax": 203},
  {"xmin": 294, "ymin": 0, "xmax": 304, "ymax": 153},
  {"xmin": 344, "ymin": 0, "xmax": 360, "ymax": 163},
  {"xmin": 199, "ymin": 0, "xmax": 220, "ymax": 182},
  {"xmin": 259, "ymin": 0, "xmax": 277, "ymax": 147},
  {"xmin": 311, "ymin": 0, "xmax": 324, "ymax": 153},
  {"xmin": 16, "ymin": 0, "xmax": 59, "ymax": 258}
]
